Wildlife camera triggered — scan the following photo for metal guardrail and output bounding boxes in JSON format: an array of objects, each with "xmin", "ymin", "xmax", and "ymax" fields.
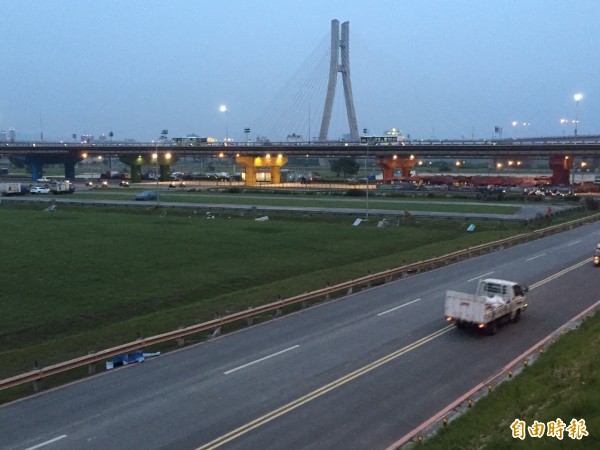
[{"xmin": 2, "ymin": 212, "xmax": 600, "ymax": 392}]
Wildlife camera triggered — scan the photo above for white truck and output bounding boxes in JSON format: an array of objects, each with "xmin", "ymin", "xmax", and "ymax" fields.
[
  {"xmin": 50, "ymin": 180, "xmax": 75, "ymax": 194},
  {"xmin": 444, "ymin": 278, "xmax": 528, "ymax": 335},
  {"xmin": 0, "ymin": 183, "xmax": 28, "ymax": 196}
]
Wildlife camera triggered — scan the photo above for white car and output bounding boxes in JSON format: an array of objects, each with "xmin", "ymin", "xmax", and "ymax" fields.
[
  {"xmin": 30, "ymin": 186, "xmax": 51, "ymax": 194},
  {"xmin": 37, "ymin": 177, "xmax": 51, "ymax": 183}
]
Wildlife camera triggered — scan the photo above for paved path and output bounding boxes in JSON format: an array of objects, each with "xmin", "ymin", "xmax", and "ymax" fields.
[{"xmin": 2, "ymin": 195, "xmax": 576, "ymax": 221}]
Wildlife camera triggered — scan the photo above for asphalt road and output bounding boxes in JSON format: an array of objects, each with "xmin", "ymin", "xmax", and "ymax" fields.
[
  {"xmin": 2, "ymin": 191, "xmax": 574, "ymax": 222},
  {"xmin": 1, "ymin": 222, "xmax": 599, "ymax": 450}
]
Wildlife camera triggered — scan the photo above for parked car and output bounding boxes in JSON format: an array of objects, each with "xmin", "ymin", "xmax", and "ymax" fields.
[
  {"xmin": 30, "ymin": 186, "xmax": 51, "ymax": 194},
  {"xmin": 135, "ymin": 190, "xmax": 158, "ymax": 201}
]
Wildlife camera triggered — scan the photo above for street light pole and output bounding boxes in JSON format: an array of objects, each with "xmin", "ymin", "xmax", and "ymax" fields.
[
  {"xmin": 365, "ymin": 145, "xmax": 369, "ymax": 220},
  {"xmin": 219, "ymin": 105, "xmax": 229, "ymax": 142},
  {"xmin": 574, "ymin": 93, "xmax": 583, "ymax": 137},
  {"xmin": 153, "ymin": 145, "xmax": 159, "ymax": 206}
]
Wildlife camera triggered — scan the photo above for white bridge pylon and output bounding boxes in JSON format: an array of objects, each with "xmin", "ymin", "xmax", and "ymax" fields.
[{"xmin": 319, "ymin": 19, "xmax": 359, "ymax": 142}]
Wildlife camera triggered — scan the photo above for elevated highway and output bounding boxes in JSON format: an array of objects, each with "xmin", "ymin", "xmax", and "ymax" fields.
[{"xmin": 3, "ymin": 135, "xmax": 600, "ymax": 185}]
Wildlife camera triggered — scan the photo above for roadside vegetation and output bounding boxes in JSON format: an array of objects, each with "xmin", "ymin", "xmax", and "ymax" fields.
[{"xmin": 0, "ymin": 200, "xmax": 595, "ymax": 405}]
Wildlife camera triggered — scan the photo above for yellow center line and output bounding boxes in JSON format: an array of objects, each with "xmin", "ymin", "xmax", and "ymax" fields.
[
  {"xmin": 529, "ymin": 258, "xmax": 590, "ymax": 290},
  {"xmin": 196, "ymin": 325, "xmax": 455, "ymax": 450}
]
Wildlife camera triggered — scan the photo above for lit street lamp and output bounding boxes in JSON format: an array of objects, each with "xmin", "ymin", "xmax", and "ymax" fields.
[
  {"xmin": 152, "ymin": 147, "xmax": 172, "ymax": 206},
  {"xmin": 574, "ymin": 93, "xmax": 583, "ymax": 137},
  {"xmin": 219, "ymin": 105, "xmax": 229, "ymax": 142}
]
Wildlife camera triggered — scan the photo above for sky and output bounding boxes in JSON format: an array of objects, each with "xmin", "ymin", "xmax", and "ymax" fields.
[{"xmin": 2, "ymin": 0, "xmax": 599, "ymax": 142}]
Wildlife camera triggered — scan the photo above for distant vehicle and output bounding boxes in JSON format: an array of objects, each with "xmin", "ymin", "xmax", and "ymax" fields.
[
  {"xmin": 359, "ymin": 135, "xmax": 405, "ymax": 145},
  {"xmin": 0, "ymin": 182, "xmax": 28, "ymax": 196},
  {"xmin": 347, "ymin": 177, "xmax": 360, "ymax": 185},
  {"xmin": 50, "ymin": 180, "xmax": 75, "ymax": 194},
  {"xmin": 445, "ymin": 278, "xmax": 528, "ymax": 335},
  {"xmin": 135, "ymin": 190, "xmax": 158, "ymax": 201},
  {"xmin": 169, "ymin": 181, "xmax": 185, "ymax": 188},
  {"xmin": 119, "ymin": 180, "xmax": 130, "ymax": 187},
  {"xmin": 214, "ymin": 172, "xmax": 230, "ymax": 181},
  {"xmin": 172, "ymin": 136, "xmax": 210, "ymax": 146},
  {"xmin": 85, "ymin": 180, "xmax": 94, "ymax": 186},
  {"xmin": 30, "ymin": 186, "xmax": 51, "ymax": 194},
  {"xmin": 36, "ymin": 177, "xmax": 51, "ymax": 183}
]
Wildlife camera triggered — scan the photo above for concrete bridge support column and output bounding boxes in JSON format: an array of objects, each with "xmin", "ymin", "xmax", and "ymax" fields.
[
  {"xmin": 131, "ymin": 164, "xmax": 142, "ymax": 183},
  {"xmin": 549, "ymin": 155, "xmax": 573, "ymax": 185},
  {"xmin": 119, "ymin": 154, "xmax": 178, "ymax": 184},
  {"xmin": 236, "ymin": 155, "xmax": 288, "ymax": 186},
  {"xmin": 159, "ymin": 165, "xmax": 170, "ymax": 182},
  {"xmin": 31, "ymin": 162, "xmax": 43, "ymax": 181},
  {"xmin": 65, "ymin": 162, "xmax": 76, "ymax": 180},
  {"xmin": 376, "ymin": 156, "xmax": 417, "ymax": 183},
  {"xmin": 270, "ymin": 166, "xmax": 283, "ymax": 184}
]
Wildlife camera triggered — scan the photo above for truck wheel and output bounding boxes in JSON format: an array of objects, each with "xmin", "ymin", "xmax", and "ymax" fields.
[
  {"xmin": 512, "ymin": 309, "xmax": 521, "ymax": 324},
  {"xmin": 456, "ymin": 320, "xmax": 465, "ymax": 329},
  {"xmin": 488, "ymin": 320, "xmax": 498, "ymax": 336}
]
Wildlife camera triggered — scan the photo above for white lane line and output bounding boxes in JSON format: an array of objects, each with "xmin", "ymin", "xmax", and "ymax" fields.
[
  {"xmin": 526, "ymin": 253, "xmax": 546, "ymax": 261},
  {"xmin": 467, "ymin": 271, "xmax": 494, "ymax": 282},
  {"xmin": 377, "ymin": 298, "xmax": 421, "ymax": 316},
  {"xmin": 224, "ymin": 345, "xmax": 300, "ymax": 375},
  {"xmin": 567, "ymin": 240, "xmax": 582, "ymax": 246},
  {"xmin": 25, "ymin": 435, "xmax": 67, "ymax": 450}
]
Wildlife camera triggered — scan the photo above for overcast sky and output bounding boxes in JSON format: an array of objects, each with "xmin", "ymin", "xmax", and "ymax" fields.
[{"xmin": 2, "ymin": 0, "xmax": 599, "ymax": 142}]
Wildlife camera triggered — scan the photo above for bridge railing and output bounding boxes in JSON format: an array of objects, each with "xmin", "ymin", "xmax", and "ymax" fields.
[
  {"xmin": 1, "ymin": 212, "xmax": 599, "ymax": 393},
  {"xmin": 4, "ymin": 135, "xmax": 600, "ymax": 149}
]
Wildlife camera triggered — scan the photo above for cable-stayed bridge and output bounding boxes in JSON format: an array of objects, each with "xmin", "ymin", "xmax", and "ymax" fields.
[{"xmin": 2, "ymin": 20, "xmax": 599, "ymax": 186}]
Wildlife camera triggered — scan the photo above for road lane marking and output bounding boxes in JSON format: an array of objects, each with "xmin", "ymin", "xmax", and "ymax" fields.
[
  {"xmin": 467, "ymin": 271, "xmax": 494, "ymax": 282},
  {"xmin": 224, "ymin": 345, "xmax": 300, "ymax": 375},
  {"xmin": 526, "ymin": 253, "xmax": 546, "ymax": 261},
  {"xmin": 567, "ymin": 240, "xmax": 582, "ymax": 246},
  {"xmin": 377, "ymin": 298, "xmax": 421, "ymax": 316},
  {"xmin": 25, "ymin": 435, "xmax": 67, "ymax": 450},
  {"xmin": 529, "ymin": 258, "xmax": 590, "ymax": 290},
  {"xmin": 198, "ymin": 325, "xmax": 455, "ymax": 450}
]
